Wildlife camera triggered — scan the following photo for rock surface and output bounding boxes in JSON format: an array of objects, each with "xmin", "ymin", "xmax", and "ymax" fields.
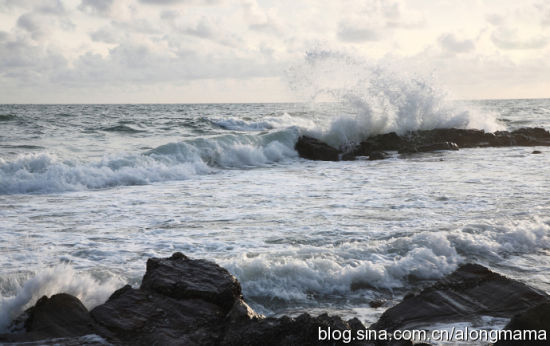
[
  {"xmin": 295, "ymin": 127, "xmax": 550, "ymax": 161},
  {"xmin": 2, "ymin": 256, "xmax": 549, "ymax": 345},
  {"xmin": 494, "ymin": 302, "xmax": 550, "ymax": 346},
  {"xmin": 371, "ymin": 263, "xmax": 549, "ymax": 332}
]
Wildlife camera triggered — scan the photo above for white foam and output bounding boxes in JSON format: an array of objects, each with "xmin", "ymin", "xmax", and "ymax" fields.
[
  {"xmin": 0, "ymin": 129, "xmax": 299, "ymax": 194},
  {"xmin": 289, "ymin": 49, "xmax": 505, "ymax": 148},
  {"xmin": 221, "ymin": 218, "xmax": 549, "ymax": 304},
  {"xmin": 0, "ymin": 265, "xmax": 123, "ymax": 332}
]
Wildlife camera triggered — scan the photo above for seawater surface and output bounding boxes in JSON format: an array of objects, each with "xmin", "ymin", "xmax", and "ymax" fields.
[{"xmin": 1, "ymin": 100, "xmax": 550, "ymax": 332}]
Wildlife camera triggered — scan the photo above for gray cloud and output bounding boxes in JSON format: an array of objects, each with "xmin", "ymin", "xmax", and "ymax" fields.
[
  {"xmin": 491, "ymin": 30, "xmax": 548, "ymax": 50},
  {"xmin": 438, "ymin": 33, "xmax": 475, "ymax": 53},
  {"xmin": 78, "ymin": 0, "xmax": 114, "ymax": 15},
  {"xmin": 337, "ymin": 22, "xmax": 381, "ymax": 42},
  {"xmin": 139, "ymin": 0, "xmax": 221, "ymax": 5}
]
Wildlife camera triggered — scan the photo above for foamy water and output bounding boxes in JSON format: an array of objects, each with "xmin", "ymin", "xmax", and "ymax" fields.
[{"xmin": 1, "ymin": 97, "xmax": 550, "ymax": 332}]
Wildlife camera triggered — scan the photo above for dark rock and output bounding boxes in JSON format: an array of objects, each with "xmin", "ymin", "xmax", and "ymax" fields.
[
  {"xmin": 416, "ymin": 141, "xmax": 459, "ymax": 152},
  {"xmin": 295, "ymin": 136, "xmax": 341, "ymax": 161},
  {"xmin": 221, "ymin": 312, "xmax": 369, "ymax": 346},
  {"xmin": 91, "ymin": 286, "xmax": 225, "ymax": 345},
  {"xmin": 369, "ymin": 300, "xmax": 385, "ymax": 308},
  {"xmin": 532, "ymin": 150, "xmax": 542, "ymax": 154},
  {"xmin": 140, "ymin": 252, "xmax": 242, "ymax": 312},
  {"xmin": 368, "ymin": 151, "xmax": 389, "ymax": 161},
  {"xmin": 494, "ymin": 302, "xmax": 550, "ymax": 345},
  {"xmin": 371, "ymin": 264, "xmax": 549, "ymax": 332},
  {"xmin": 295, "ymin": 127, "xmax": 550, "ymax": 161},
  {"xmin": 0, "ymin": 293, "xmax": 100, "ymax": 343}
]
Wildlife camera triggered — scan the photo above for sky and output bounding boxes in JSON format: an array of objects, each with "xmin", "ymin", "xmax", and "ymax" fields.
[{"xmin": 0, "ymin": 0, "xmax": 549, "ymax": 103}]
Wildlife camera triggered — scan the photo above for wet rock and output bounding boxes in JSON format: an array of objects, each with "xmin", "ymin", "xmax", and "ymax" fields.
[
  {"xmin": 371, "ymin": 264, "xmax": 549, "ymax": 332},
  {"xmin": 221, "ymin": 313, "xmax": 369, "ymax": 346},
  {"xmin": 0, "ymin": 294, "xmax": 101, "ymax": 343},
  {"xmin": 494, "ymin": 302, "xmax": 550, "ymax": 345},
  {"xmin": 296, "ymin": 127, "xmax": 550, "ymax": 161},
  {"xmin": 91, "ymin": 285, "xmax": 225, "ymax": 345},
  {"xmin": 532, "ymin": 150, "xmax": 542, "ymax": 154},
  {"xmin": 368, "ymin": 151, "xmax": 389, "ymax": 160},
  {"xmin": 141, "ymin": 252, "xmax": 242, "ymax": 312},
  {"xmin": 295, "ymin": 136, "xmax": 341, "ymax": 161}
]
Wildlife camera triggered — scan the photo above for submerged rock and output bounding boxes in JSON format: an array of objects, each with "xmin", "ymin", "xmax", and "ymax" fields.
[
  {"xmin": 295, "ymin": 127, "xmax": 550, "ymax": 161},
  {"xmin": 371, "ymin": 263, "xmax": 549, "ymax": 332}
]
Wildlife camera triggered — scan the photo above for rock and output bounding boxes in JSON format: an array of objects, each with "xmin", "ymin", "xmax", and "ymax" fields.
[
  {"xmin": 221, "ymin": 313, "xmax": 369, "ymax": 346},
  {"xmin": 371, "ymin": 264, "xmax": 549, "ymax": 332},
  {"xmin": 295, "ymin": 136, "xmax": 341, "ymax": 161},
  {"xmin": 494, "ymin": 302, "xmax": 550, "ymax": 346},
  {"xmin": 0, "ymin": 293, "xmax": 101, "ymax": 343},
  {"xmin": 368, "ymin": 151, "xmax": 389, "ymax": 161},
  {"xmin": 140, "ymin": 252, "xmax": 242, "ymax": 312},
  {"xmin": 91, "ymin": 285, "xmax": 225, "ymax": 345},
  {"xmin": 295, "ymin": 127, "xmax": 550, "ymax": 161},
  {"xmin": 532, "ymin": 150, "xmax": 542, "ymax": 154}
]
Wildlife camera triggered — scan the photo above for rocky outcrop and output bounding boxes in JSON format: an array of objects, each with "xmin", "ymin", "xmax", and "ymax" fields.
[
  {"xmin": 370, "ymin": 264, "xmax": 549, "ymax": 332},
  {"xmin": 295, "ymin": 136, "xmax": 342, "ymax": 161},
  {"xmin": 1, "ymin": 253, "xmax": 369, "ymax": 346},
  {"xmin": 3, "ymin": 256, "xmax": 549, "ymax": 345},
  {"xmin": 494, "ymin": 302, "xmax": 550, "ymax": 346},
  {"xmin": 295, "ymin": 127, "xmax": 550, "ymax": 161}
]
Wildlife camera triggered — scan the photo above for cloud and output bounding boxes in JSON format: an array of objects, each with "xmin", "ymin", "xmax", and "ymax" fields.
[
  {"xmin": 78, "ymin": 0, "xmax": 114, "ymax": 15},
  {"xmin": 438, "ymin": 33, "xmax": 475, "ymax": 53},
  {"xmin": 491, "ymin": 28, "xmax": 548, "ymax": 50},
  {"xmin": 337, "ymin": 21, "xmax": 382, "ymax": 42},
  {"xmin": 139, "ymin": 0, "xmax": 221, "ymax": 5},
  {"xmin": 16, "ymin": 13, "xmax": 51, "ymax": 40}
]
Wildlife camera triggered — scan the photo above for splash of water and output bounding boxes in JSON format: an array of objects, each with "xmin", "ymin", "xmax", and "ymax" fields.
[{"xmin": 288, "ymin": 49, "xmax": 504, "ymax": 148}]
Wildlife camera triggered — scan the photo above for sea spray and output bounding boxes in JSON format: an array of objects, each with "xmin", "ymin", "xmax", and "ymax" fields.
[
  {"xmin": 287, "ymin": 49, "xmax": 504, "ymax": 148},
  {"xmin": 0, "ymin": 264, "xmax": 123, "ymax": 332}
]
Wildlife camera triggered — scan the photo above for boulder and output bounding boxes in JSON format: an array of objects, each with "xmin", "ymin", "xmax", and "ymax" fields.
[
  {"xmin": 371, "ymin": 264, "xmax": 549, "ymax": 332},
  {"xmin": 494, "ymin": 302, "xmax": 550, "ymax": 345},
  {"xmin": 140, "ymin": 252, "xmax": 242, "ymax": 312},
  {"xmin": 0, "ymin": 293, "xmax": 102, "ymax": 343},
  {"xmin": 295, "ymin": 136, "xmax": 341, "ymax": 161},
  {"xmin": 90, "ymin": 285, "xmax": 225, "ymax": 345}
]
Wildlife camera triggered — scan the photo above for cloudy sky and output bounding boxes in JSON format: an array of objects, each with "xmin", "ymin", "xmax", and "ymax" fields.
[{"xmin": 0, "ymin": 0, "xmax": 549, "ymax": 103}]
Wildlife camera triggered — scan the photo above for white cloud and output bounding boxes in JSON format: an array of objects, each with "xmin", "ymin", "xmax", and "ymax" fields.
[{"xmin": 438, "ymin": 33, "xmax": 475, "ymax": 53}]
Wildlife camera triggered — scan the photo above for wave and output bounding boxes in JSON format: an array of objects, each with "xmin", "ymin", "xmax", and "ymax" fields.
[
  {"xmin": 0, "ymin": 129, "xmax": 299, "ymax": 194},
  {"xmin": 101, "ymin": 125, "xmax": 145, "ymax": 133},
  {"xmin": 212, "ymin": 113, "xmax": 318, "ymax": 132},
  {"xmin": 221, "ymin": 218, "xmax": 550, "ymax": 307},
  {"xmin": 0, "ymin": 265, "xmax": 123, "ymax": 332},
  {"xmin": 288, "ymin": 49, "xmax": 505, "ymax": 148},
  {"xmin": 0, "ymin": 114, "xmax": 16, "ymax": 121}
]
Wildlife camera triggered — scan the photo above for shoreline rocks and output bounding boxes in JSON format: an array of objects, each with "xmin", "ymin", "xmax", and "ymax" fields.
[
  {"xmin": 2, "ymin": 255, "xmax": 549, "ymax": 345},
  {"xmin": 295, "ymin": 127, "xmax": 550, "ymax": 161}
]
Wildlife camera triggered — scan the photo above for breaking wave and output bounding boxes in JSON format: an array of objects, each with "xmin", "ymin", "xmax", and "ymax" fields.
[{"xmin": 0, "ymin": 129, "xmax": 299, "ymax": 194}]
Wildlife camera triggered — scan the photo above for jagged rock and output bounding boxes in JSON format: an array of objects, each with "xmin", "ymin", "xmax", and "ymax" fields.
[
  {"xmin": 0, "ymin": 294, "xmax": 102, "ymax": 343},
  {"xmin": 368, "ymin": 151, "xmax": 389, "ymax": 160},
  {"xmin": 5, "ymin": 255, "xmax": 550, "ymax": 346},
  {"xmin": 494, "ymin": 302, "xmax": 550, "ymax": 346},
  {"xmin": 221, "ymin": 313, "xmax": 370, "ymax": 346},
  {"xmin": 90, "ymin": 285, "xmax": 225, "ymax": 345},
  {"xmin": 295, "ymin": 127, "xmax": 550, "ymax": 161},
  {"xmin": 371, "ymin": 264, "xmax": 549, "ymax": 332},
  {"xmin": 140, "ymin": 252, "xmax": 242, "ymax": 312},
  {"xmin": 295, "ymin": 136, "xmax": 341, "ymax": 161}
]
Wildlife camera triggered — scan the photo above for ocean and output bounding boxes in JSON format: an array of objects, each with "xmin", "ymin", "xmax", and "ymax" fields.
[{"xmin": 1, "ymin": 99, "xmax": 549, "ymax": 332}]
